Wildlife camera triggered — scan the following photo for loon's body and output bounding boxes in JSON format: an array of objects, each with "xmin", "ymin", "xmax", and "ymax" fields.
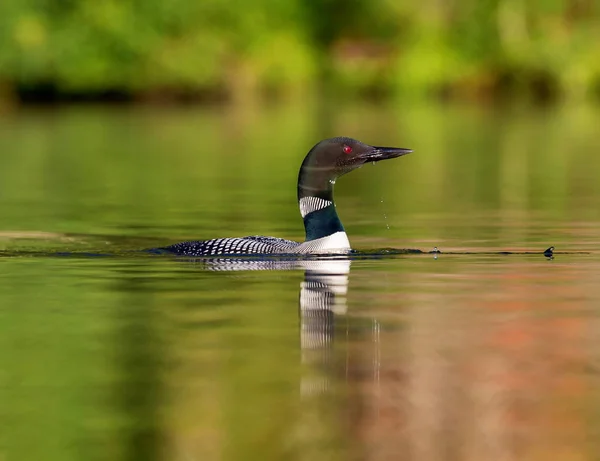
[{"xmin": 163, "ymin": 137, "xmax": 412, "ymax": 256}]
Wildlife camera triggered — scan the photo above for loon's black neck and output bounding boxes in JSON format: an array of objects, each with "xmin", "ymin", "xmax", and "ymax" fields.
[{"xmin": 297, "ymin": 162, "xmax": 344, "ymax": 242}]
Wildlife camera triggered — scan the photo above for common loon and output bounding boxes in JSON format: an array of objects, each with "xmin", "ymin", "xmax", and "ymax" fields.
[{"xmin": 163, "ymin": 137, "xmax": 412, "ymax": 256}]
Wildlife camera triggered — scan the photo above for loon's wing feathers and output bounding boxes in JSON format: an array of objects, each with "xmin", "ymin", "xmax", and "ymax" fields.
[
  {"xmin": 165, "ymin": 235, "xmax": 300, "ymax": 256},
  {"xmin": 243, "ymin": 235, "xmax": 299, "ymax": 246}
]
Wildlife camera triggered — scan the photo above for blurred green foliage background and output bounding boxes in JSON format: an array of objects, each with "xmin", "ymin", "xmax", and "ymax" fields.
[{"xmin": 0, "ymin": 0, "xmax": 599, "ymax": 104}]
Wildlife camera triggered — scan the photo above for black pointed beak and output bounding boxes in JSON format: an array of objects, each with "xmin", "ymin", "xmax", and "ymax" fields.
[{"xmin": 363, "ymin": 146, "xmax": 413, "ymax": 163}]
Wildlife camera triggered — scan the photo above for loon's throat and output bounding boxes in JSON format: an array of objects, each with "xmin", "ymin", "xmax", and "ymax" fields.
[{"xmin": 297, "ymin": 159, "xmax": 335, "ymax": 200}]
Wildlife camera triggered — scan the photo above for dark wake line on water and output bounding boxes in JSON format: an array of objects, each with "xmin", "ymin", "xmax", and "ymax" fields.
[
  {"xmin": 428, "ymin": 251, "xmax": 588, "ymax": 255},
  {"xmin": 356, "ymin": 248, "xmax": 589, "ymax": 256},
  {"xmin": 356, "ymin": 246, "xmax": 593, "ymax": 260}
]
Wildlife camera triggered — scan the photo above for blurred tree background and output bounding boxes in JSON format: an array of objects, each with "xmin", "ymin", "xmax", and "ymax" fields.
[{"xmin": 0, "ymin": 0, "xmax": 598, "ymax": 104}]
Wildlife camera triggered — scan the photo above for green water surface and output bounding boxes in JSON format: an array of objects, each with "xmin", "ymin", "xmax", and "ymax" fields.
[{"xmin": 1, "ymin": 102, "xmax": 600, "ymax": 461}]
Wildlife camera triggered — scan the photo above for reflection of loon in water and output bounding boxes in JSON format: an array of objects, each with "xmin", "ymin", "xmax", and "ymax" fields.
[
  {"xmin": 299, "ymin": 259, "xmax": 350, "ymax": 395},
  {"xmin": 201, "ymin": 257, "xmax": 354, "ymax": 395},
  {"xmin": 160, "ymin": 137, "xmax": 411, "ymax": 256}
]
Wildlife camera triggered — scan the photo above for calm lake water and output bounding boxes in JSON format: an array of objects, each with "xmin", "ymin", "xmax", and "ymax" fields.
[{"xmin": 1, "ymin": 102, "xmax": 600, "ymax": 461}]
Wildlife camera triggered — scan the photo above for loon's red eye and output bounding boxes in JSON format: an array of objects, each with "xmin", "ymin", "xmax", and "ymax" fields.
[{"xmin": 343, "ymin": 145, "xmax": 352, "ymax": 154}]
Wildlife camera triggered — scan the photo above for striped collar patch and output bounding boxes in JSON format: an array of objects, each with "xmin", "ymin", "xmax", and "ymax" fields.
[{"xmin": 299, "ymin": 196, "xmax": 332, "ymax": 218}]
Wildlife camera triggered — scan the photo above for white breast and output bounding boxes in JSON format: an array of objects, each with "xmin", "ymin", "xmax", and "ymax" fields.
[{"xmin": 292, "ymin": 231, "xmax": 351, "ymax": 254}]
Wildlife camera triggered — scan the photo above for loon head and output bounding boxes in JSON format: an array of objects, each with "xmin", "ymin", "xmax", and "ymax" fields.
[
  {"xmin": 297, "ymin": 137, "xmax": 412, "ymax": 244},
  {"xmin": 298, "ymin": 137, "xmax": 412, "ymax": 196}
]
